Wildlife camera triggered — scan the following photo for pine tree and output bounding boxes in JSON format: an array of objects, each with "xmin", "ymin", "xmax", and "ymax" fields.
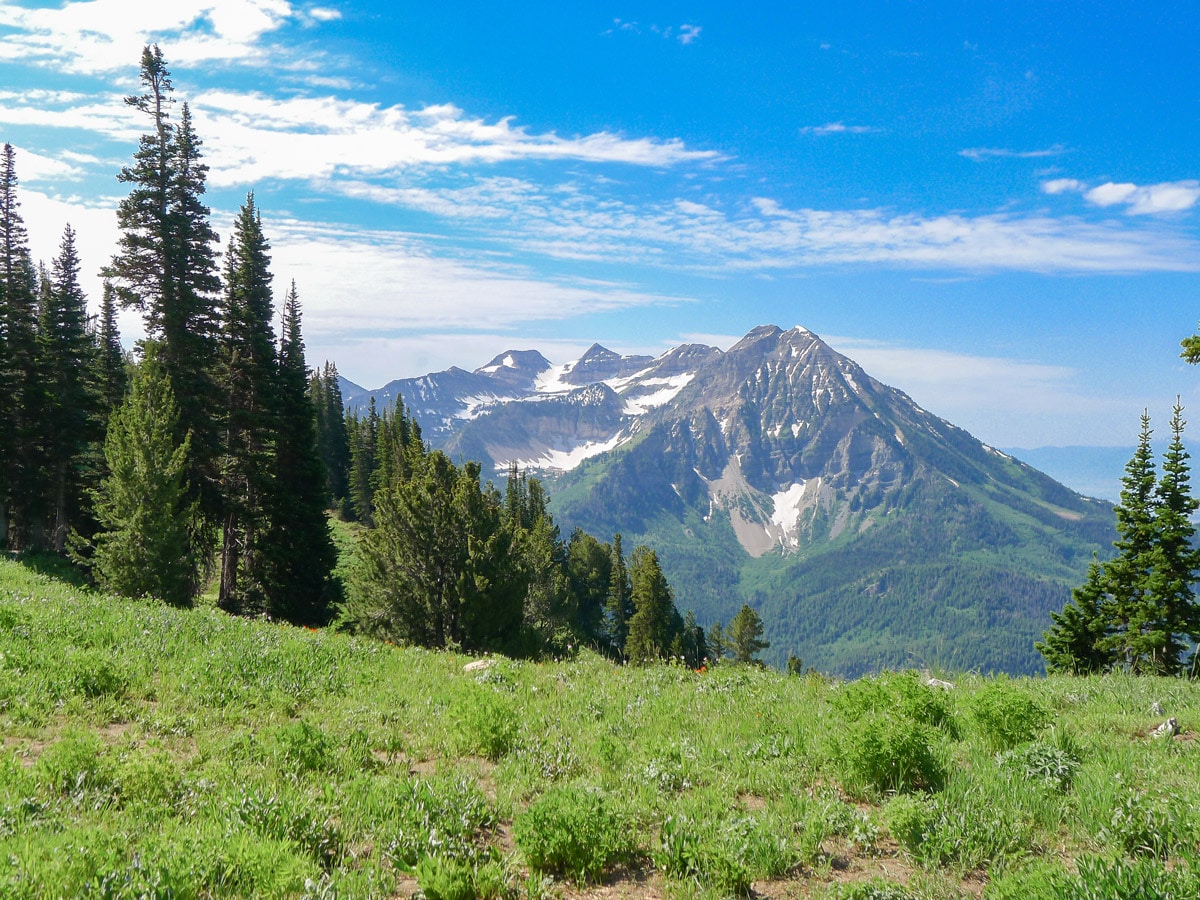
[
  {"xmin": 36, "ymin": 225, "xmax": 102, "ymax": 550},
  {"xmin": 728, "ymin": 603, "xmax": 770, "ymax": 664},
  {"xmin": 216, "ymin": 194, "xmax": 278, "ymax": 613},
  {"xmin": 1037, "ymin": 558, "xmax": 1117, "ymax": 674},
  {"xmin": 350, "ymin": 451, "xmax": 523, "ymax": 651},
  {"xmin": 257, "ymin": 283, "xmax": 337, "ymax": 624},
  {"xmin": 106, "ymin": 47, "xmax": 222, "ymax": 532},
  {"xmin": 1146, "ymin": 401, "xmax": 1200, "ymax": 673},
  {"xmin": 348, "ymin": 398, "xmax": 379, "ymax": 523},
  {"xmin": 625, "ymin": 545, "xmax": 675, "ymax": 665},
  {"xmin": 605, "ymin": 532, "xmax": 633, "ymax": 655},
  {"xmin": 311, "ymin": 361, "xmax": 351, "ymax": 510},
  {"xmin": 0, "ymin": 143, "xmax": 41, "ymax": 550},
  {"xmin": 87, "ymin": 347, "xmax": 199, "ymax": 606},
  {"xmin": 1099, "ymin": 413, "xmax": 1162, "ymax": 672},
  {"xmin": 94, "ymin": 280, "xmax": 128, "ymax": 411}
]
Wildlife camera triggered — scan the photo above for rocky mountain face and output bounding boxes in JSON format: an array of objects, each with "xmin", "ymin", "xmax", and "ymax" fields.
[{"xmin": 344, "ymin": 325, "xmax": 1114, "ymax": 675}]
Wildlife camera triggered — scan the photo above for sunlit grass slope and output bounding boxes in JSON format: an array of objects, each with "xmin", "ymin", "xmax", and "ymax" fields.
[{"xmin": 2, "ymin": 555, "xmax": 1199, "ymax": 898}]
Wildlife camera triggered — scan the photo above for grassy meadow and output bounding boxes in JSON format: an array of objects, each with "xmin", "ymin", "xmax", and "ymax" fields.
[{"xmin": 2, "ymin": 554, "xmax": 1200, "ymax": 899}]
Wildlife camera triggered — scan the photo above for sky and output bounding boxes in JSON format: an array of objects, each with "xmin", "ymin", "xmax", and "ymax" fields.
[{"xmin": 1, "ymin": 0, "xmax": 1199, "ymax": 454}]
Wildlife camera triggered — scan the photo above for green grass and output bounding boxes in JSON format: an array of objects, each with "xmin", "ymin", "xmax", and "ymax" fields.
[{"xmin": 2, "ymin": 554, "xmax": 1200, "ymax": 898}]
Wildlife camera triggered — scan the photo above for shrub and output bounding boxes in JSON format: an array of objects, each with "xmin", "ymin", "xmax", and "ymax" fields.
[
  {"xmin": 453, "ymin": 689, "xmax": 518, "ymax": 761},
  {"xmin": 827, "ymin": 879, "xmax": 917, "ymax": 900},
  {"xmin": 272, "ymin": 719, "xmax": 336, "ymax": 774},
  {"xmin": 831, "ymin": 671, "xmax": 958, "ymax": 736},
  {"xmin": 36, "ymin": 731, "xmax": 116, "ymax": 798},
  {"xmin": 513, "ymin": 785, "xmax": 631, "ymax": 883},
  {"xmin": 837, "ymin": 713, "xmax": 946, "ymax": 796},
  {"xmin": 997, "ymin": 732, "xmax": 1081, "ymax": 792},
  {"xmin": 380, "ymin": 774, "xmax": 496, "ymax": 869},
  {"xmin": 884, "ymin": 795, "xmax": 933, "ymax": 857},
  {"xmin": 967, "ymin": 682, "xmax": 1049, "ymax": 750},
  {"xmin": 1098, "ymin": 790, "xmax": 1194, "ymax": 859}
]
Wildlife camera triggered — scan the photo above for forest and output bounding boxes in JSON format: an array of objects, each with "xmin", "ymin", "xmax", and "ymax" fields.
[{"xmin": 0, "ymin": 46, "xmax": 767, "ymax": 669}]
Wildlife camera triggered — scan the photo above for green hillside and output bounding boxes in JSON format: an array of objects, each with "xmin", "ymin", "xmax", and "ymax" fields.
[
  {"xmin": 550, "ymin": 427, "xmax": 1115, "ymax": 677},
  {"xmin": 3, "ymin": 556, "xmax": 1199, "ymax": 898}
]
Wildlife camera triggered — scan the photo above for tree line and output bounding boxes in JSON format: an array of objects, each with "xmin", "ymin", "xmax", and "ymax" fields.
[{"xmin": 1, "ymin": 45, "xmax": 774, "ymax": 666}]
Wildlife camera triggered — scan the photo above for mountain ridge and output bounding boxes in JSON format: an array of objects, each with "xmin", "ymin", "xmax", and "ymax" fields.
[{"xmin": 340, "ymin": 324, "xmax": 1114, "ymax": 674}]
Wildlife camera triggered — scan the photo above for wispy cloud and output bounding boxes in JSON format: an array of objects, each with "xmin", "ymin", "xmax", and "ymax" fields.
[
  {"xmin": 825, "ymin": 336, "xmax": 1129, "ymax": 447},
  {"xmin": 329, "ymin": 175, "xmax": 1200, "ymax": 274},
  {"xmin": 604, "ymin": 19, "xmax": 702, "ymax": 45},
  {"xmin": 0, "ymin": 0, "xmax": 299, "ymax": 73},
  {"xmin": 1042, "ymin": 177, "xmax": 1200, "ymax": 215},
  {"xmin": 959, "ymin": 143, "xmax": 1069, "ymax": 162},
  {"xmin": 800, "ymin": 122, "xmax": 878, "ymax": 136}
]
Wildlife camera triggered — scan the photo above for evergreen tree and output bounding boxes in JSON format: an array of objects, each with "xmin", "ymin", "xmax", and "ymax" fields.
[
  {"xmin": 707, "ymin": 620, "xmax": 727, "ymax": 662},
  {"xmin": 106, "ymin": 47, "xmax": 222, "ymax": 531},
  {"xmin": 1146, "ymin": 401, "xmax": 1200, "ymax": 673},
  {"xmin": 311, "ymin": 361, "xmax": 351, "ymax": 510},
  {"xmin": 216, "ymin": 194, "xmax": 278, "ymax": 613},
  {"xmin": 37, "ymin": 225, "xmax": 101, "ymax": 550},
  {"xmin": 566, "ymin": 528, "xmax": 613, "ymax": 643},
  {"xmin": 348, "ymin": 397, "xmax": 380, "ymax": 523},
  {"xmin": 1098, "ymin": 413, "xmax": 1163, "ymax": 672},
  {"xmin": 0, "ymin": 143, "xmax": 40, "ymax": 550},
  {"xmin": 625, "ymin": 545, "xmax": 675, "ymax": 665},
  {"xmin": 95, "ymin": 280, "xmax": 128, "ymax": 411},
  {"xmin": 349, "ymin": 451, "xmax": 523, "ymax": 651},
  {"xmin": 728, "ymin": 603, "xmax": 770, "ymax": 664},
  {"xmin": 605, "ymin": 533, "xmax": 633, "ymax": 655},
  {"xmin": 86, "ymin": 347, "xmax": 199, "ymax": 606},
  {"xmin": 258, "ymin": 282, "xmax": 337, "ymax": 625},
  {"xmin": 1037, "ymin": 558, "xmax": 1117, "ymax": 674}
]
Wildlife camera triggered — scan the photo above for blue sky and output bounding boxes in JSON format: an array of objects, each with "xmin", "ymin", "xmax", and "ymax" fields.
[{"xmin": 1, "ymin": 0, "xmax": 1198, "ymax": 452}]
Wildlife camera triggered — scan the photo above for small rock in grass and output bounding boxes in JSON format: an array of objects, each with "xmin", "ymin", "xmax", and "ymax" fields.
[
  {"xmin": 1150, "ymin": 700, "xmax": 1166, "ymax": 716},
  {"xmin": 1150, "ymin": 717, "xmax": 1179, "ymax": 739},
  {"xmin": 463, "ymin": 658, "xmax": 496, "ymax": 673}
]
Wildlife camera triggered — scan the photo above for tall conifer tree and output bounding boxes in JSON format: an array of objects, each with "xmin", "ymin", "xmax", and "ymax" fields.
[
  {"xmin": 106, "ymin": 46, "xmax": 222, "ymax": 533},
  {"xmin": 37, "ymin": 225, "xmax": 101, "ymax": 549},
  {"xmin": 0, "ymin": 143, "xmax": 40, "ymax": 550},
  {"xmin": 259, "ymin": 283, "xmax": 337, "ymax": 625},
  {"xmin": 216, "ymin": 194, "xmax": 277, "ymax": 613}
]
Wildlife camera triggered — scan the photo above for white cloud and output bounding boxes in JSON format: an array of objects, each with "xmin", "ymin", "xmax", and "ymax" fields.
[
  {"xmin": 331, "ymin": 175, "xmax": 1200, "ymax": 274},
  {"xmin": 1045, "ymin": 178, "xmax": 1200, "ymax": 216},
  {"xmin": 959, "ymin": 144, "xmax": 1068, "ymax": 162},
  {"xmin": 1084, "ymin": 182, "xmax": 1138, "ymax": 207},
  {"xmin": 801, "ymin": 122, "xmax": 877, "ymax": 136},
  {"xmin": 678, "ymin": 24, "xmax": 702, "ymax": 45},
  {"xmin": 1041, "ymin": 178, "xmax": 1085, "ymax": 195},
  {"xmin": 0, "ymin": 0, "xmax": 297, "ymax": 73},
  {"xmin": 306, "ymin": 6, "xmax": 341, "ymax": 23}
]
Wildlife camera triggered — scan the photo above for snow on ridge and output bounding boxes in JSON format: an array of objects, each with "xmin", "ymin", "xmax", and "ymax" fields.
[
  {"xmin": 496, "ymin": 431, "xmax": 627, "ymax": 473},
  {"xmin": 620, "ymin": 373, "xmax": 696, "ymax": 415},
  {"xmin": 534, "ymin": 361, "xmax": 574, "ymax": 394},
  {"xmin": 453, "ymin": 394, "xmax": 518, "ymax": 420}
]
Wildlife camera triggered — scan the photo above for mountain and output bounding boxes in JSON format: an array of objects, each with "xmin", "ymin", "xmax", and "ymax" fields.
[{"xmin": 343, "ymin": 325, "xmax": 1114, "ymax": 675}]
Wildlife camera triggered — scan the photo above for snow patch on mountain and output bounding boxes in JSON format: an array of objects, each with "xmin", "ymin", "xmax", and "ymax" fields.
[
  {"xmin": 621, "ymin": 374, "xmax": 696, "ymax": 415},
  {"xmin": 498, "ymin": 431, "xmax": 628, "ymax": 474}
]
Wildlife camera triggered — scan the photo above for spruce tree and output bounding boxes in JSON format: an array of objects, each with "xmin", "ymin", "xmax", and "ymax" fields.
[
  {"xmin": 625, "ymin": 545, "xmax": 675, "ymax": 665},
  {"xmin": 106, "ymin": 46, "xmax": 222, "ymax": 532},
  {"xmin": 1036, "ymin": 558, "xmax": 1116, "ymax": 674},
  {"xmin": 348, "ymin": 398, "xmax": 379, "ymax": 523},
  {"xmin": 728, "ymin": 603, "xmax": 770, "ymax": 664},
  {"xmin": 37, "ymin": 225, "xmax": 101, "ymax": 550},
  {"xmin": 1099, "ymin": 413, "xmax": 1162, "ymax": 672},
  {"xmin": 94, "ymin": 280, "xmax": 128, "ymax": 411},
  {"xmin": 605, "ymin": 532, "xmax": 633, "ymax": 655},
  {"xmin": 258, "ymin": 283, "xmax": 337, "ymax": 625},
  {"xmin": 216, "ymin": 194, "xmax": 278, "ymax": 613},
  {"xmin": 311, "ymin": 361, "xmax": 351, "ymax": 510},
  {"xmin": 87, "ymin": 347, "xmax": 199, "ymax": 606},
  {"xmin": 1146, "ymin": 401, "xmax": 1200, "ymax": 673},
  {"xmin": 0, "ymin": 143, "xmax": 40, "ymax": 550}
]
